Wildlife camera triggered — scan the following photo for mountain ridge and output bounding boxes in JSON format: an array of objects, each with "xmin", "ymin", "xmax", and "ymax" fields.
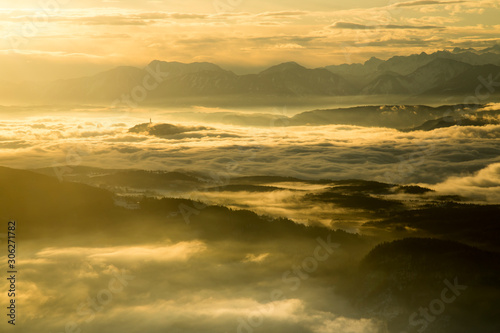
[{"xmin": 5, "ymin": 44, "xmax": 500, "ymax": 104}]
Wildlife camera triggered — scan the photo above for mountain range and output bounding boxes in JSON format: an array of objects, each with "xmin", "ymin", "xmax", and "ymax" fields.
[{"xmin": 6, "ymin": 45, "xmax": 500, "ymax": 105}]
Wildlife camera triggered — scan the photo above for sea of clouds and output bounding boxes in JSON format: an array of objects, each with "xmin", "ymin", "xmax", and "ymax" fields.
[{"xmin": 1, "ymin": 107, "xmax": 499, "ymax": 203}]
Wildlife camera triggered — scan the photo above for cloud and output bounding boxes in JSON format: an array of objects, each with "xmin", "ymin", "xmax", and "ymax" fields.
[
  {"xmin": 168, "ymin": 13, "xmax": 209, "ymax": 19},
  {"xmin": 78, "ymin": 15, "xmax": 150, "ymax": 26},
  {"xmin": 190, "ymin": 188, "xmax": 349, "ymax": 228},
  {"xmin": 431, "ymin": 162, "xmax": 500, "ymax": 202},
  {"xmin": 20, "ymin": 11, "xmax": 212, "ymax": 27},
  {"xmin": 393, "ymin": 0, "xmax": 466, "ymax": 7},
  {"xmin": 10, "ymin": 219, "xmax": 383, "ymax": 333},
  {"xmin": 274, "ymin": 43, "xmax": 305, "ymax": 49},
  {"xmin": 359, "ymin": 38, "xmax": 437, "ymax": 47},
  {"xmin": 88, "ymin": 33, "xmax": 132, "ymax": 39},
  {"xmin": 313, "ymin": 317, "xmax": 382, "ymax": 333},
  {"xmin": 35, "ymin": 241, "xmax": 207, "ymax": 263},
  {"xmin": 330, "ymin": 22, "xmax": 443, "ymax": 30},
  {"xmin": 1, "ymin": 109, "xmax": 500, "ymax": 193},
  {"xmin": 243, "ymin": 253, "xmax": 270, "ymax": 263},
  {"xmin": 256, "ymin": 11, "xmax": 309, "ymax": 18}
]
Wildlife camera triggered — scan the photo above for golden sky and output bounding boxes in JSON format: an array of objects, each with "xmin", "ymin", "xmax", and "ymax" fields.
[{"xmin": 0, "ymin": 0, "xmax": 499, "ymax": 80}]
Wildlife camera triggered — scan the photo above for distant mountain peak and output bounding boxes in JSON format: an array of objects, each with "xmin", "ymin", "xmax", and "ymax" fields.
[
  {"xmin": 422, "ymin": 57, "xmax": 470, "ymax": 66},
  {"xmin": 146, "ymin": 60, "xmax": 226, "ymax": 72},
  {"xmin": 481, "ymin": 43, "xmax": 500, "ymax": 54},
  {"xmin": 261, "ymin": 61, "xmax": 307, "ymax": 74},
  {"xmin": 364, "ymin": 57, "xmax": 384, "ymax": 67},
  {"xmin": 452, "ymin": 47, "xmax": 476, "ymax": 53},
  {"xmin": 280, "ymin": 61, "xmax": 303, "ymax": 67}
]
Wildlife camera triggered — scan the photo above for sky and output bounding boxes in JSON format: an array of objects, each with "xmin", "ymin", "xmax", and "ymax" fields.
[{"xmin": 0, "ymin": 0, "xmax": 499, "ymax": 80}]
